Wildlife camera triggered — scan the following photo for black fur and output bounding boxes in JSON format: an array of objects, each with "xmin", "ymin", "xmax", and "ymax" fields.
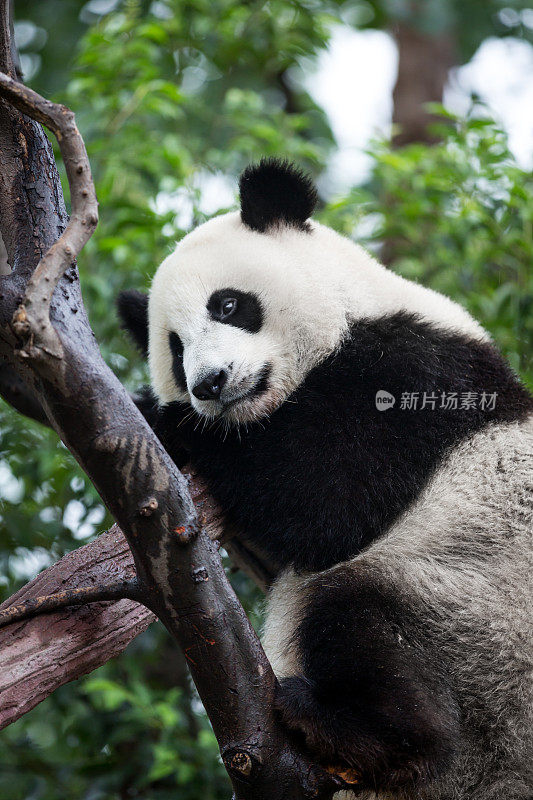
[
  {"xmin": 117, "ymin": 290, "xmax": 149, "ymax": 356},
  {"xmin": 122, "ymin": 305, "xmax": 532, "ymax": 789},
  {"xmin": 207, "ymin": 288, "xmax": 264, "ymax": 333},
  {"xmin": 239, "ymin": 158, "xmax": 318, "ymax": 233},
  {"xmin": 133, "ymin": 385, "xmax": 189, "ymax": 469},
  {"xmin": 169, "ymin": 331, "xmax": 187, "ymax": 391},
  {"xmin": 131, "ymin": 385, "xmax": 159, "ymax": 429},
  {"xmin": 150, "ymin": 313, "xmax": 532, "ymax": 573},
  {"xmin": 249, "ymin": 363, "xmax": 271, "ymax": 399},
  {"xmin": 275, "ymin": 565, "xmax": 460, "ymax": 791}
]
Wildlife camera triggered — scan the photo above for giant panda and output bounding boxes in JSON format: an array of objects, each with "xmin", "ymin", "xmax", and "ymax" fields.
[{"xmin": 117, "ymin": 159, "xmax": 533, "ymax": 799}]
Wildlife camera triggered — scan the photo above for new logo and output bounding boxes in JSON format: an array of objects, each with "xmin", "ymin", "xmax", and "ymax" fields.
[{"xmin": 375, "ymin": 390, "xmax": 396, "ymax": 411}]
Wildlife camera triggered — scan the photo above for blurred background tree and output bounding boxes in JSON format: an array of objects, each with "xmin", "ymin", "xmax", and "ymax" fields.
[
  {"xmin": 1, "ymin": 1, "xmax": 531, "ymax": 798},
  {"xmin": 365, "ymin": 0, "xmax": 533, "ymax": 145}
]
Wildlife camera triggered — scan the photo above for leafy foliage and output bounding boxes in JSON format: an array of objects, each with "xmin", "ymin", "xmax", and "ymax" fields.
[
  {"xmin": 322, "ymin": 106, "xmax": 533, "ymax": 388},
  {"xmin": 1, "ymin": 1, "xmax": 532, "ymax": 798}
]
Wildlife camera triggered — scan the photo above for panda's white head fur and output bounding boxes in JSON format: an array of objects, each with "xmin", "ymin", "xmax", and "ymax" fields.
[{"xmin": 148, "ymin": 159, "xmax": 487, "ymax": 424}]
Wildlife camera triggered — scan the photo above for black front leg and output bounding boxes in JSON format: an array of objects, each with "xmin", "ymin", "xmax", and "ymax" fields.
[
  {"xmin": 275, "ymin": 564, "xmax": 460, "ymax": 793},
  {"xmin": 156, "ymin": 399, "xmax": 210, "ymax": 453},
  {"xmin": 132, "ymin": 389, "xmax": 196, "ymax": 470},
  {"xmin": 132, "ymin": 385, "xmax": 159, "ymax": 428}
]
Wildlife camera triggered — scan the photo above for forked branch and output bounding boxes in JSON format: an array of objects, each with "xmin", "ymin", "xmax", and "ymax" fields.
[
  {"xmin": 0, "ymin": 525, "xmax": 155, "ymax": 731},
  {"xmin": 0, "ymin": 71, "xmax": 97, "ymax": 361}
]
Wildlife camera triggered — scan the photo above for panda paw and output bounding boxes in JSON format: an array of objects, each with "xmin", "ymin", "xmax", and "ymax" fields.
[
  {"xmin": 274, "ymin": 676, "xmax": 349, "ymax": 762},
  {"xmin": 274, "ymin": 676, "xmax": 439, "ymax": 792}
]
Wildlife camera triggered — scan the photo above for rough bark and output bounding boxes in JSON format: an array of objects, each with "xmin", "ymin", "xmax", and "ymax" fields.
[
  {"xmin": 0, "ymin": 526, "xmax": 154, "ymax": 730},
  {"xmin": 0, "ymin": 7, "xmax": 345, "ymax": 797},
  {"xmin": 0, "ymin": 468, "xmax": 271, "ymax": 730},
  {"xmin": 392, "ymin": 22, "xmax": 456, "ymax": 147}
]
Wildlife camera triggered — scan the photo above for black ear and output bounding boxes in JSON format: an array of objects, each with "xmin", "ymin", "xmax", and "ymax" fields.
[
  {"xmin": 117, "ymin": 290, "xmax": 149, "ymax": 357},
  {"xmin": 239, "ymin": 158, "xmax": 318, "ymax": 233}
]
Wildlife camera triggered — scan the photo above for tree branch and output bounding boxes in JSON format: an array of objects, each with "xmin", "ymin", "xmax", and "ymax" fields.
[
  {"xmin": 0, "ymin": 525, "xmax": 155, "ymax": 730},
  {"xmin": 0, "ymin": 1, "xmax": 15, "ymax": 79},
  {"xmin": 0, "ymin": 68, "xmax": 340, "ymax": 799},
  {"xmin": 0, "ymin": 5, "xmax": 68, "ymax": 280},
  {"xmin": 0, "ymin": 579, "xmax": 142, "ymax": 629},
  {"xmin": 0, "ymin": 497, "xmax": 266, "ymax": 729},
  {"xmin": 0, "ymin": 71, "xmax": 97, "ymax": 361}
]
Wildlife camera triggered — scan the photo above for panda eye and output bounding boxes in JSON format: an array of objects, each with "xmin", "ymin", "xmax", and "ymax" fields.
[
  {"xmin": 221, "ymin": 298, "xmax": 237, "ymax": 318},
  {"xmin": 207, "ymin": 288, "xmax": 262, "ymax": 332}
]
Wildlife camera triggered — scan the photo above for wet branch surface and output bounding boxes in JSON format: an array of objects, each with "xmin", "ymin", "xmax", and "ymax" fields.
[{"xmin": 0, "ymin": 8, "xmax": 344, "ymax": 798}]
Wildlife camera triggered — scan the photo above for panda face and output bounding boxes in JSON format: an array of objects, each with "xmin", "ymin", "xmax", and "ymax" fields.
[
  {"xmin": 163, "ymin": 277, "xmax": 275, "ymax": 424},
  {"xmin": 148, "ymin": 210, "xmax": 355, "ymax": 424}
]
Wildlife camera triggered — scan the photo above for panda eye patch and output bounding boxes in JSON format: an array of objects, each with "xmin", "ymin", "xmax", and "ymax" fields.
[
  {"xmin": 207, "ymin": 288, "xmax": 263, "ymax": 333},
  {"xmin": 168, "ymin": 331, "xmax": 187, "ymax": 391}
]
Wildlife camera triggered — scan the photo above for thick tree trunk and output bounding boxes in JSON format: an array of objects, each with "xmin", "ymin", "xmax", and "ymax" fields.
[
  {"xmin": 0, "ymin": 5, "xmax": 345, "ymax": 797},
  {"xmin": 381, "ymin": 19, "xmax": 456, "ymax": 266},
  {"xmin": 392, "ymin": 22, "xmax": 456, "ymax": 147}
]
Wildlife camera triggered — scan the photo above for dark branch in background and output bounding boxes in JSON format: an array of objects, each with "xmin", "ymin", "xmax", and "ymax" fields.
[
  {"xmin": 391, "ymin": 18, "xmax": 455, "ymax": 147},
  {"xmin": 0, "ymin": 17, "xmax": 344, "ymax": 794},
  {"xmin": 0, "ymin": 580, "xmax": 142, "ymax": 629}
]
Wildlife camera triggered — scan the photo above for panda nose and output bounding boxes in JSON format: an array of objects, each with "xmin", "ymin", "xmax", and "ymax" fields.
[{"xmin": 192, "ymin": 369, "xmax": 228, "ymax": 401}]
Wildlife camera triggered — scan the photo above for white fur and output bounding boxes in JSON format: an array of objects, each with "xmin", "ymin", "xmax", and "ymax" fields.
[{"xmin": 149, "ymin": 212, "xmax": 487, "ymax": 422}]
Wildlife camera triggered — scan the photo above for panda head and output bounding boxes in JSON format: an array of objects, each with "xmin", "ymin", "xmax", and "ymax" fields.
[
  {"xmin": 119, "ymin": 158, "xmax": 366, "ymax": 424},
  {"xmin": 122, "ymin": 158, "xmax": 477, "ymax": 425}
]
